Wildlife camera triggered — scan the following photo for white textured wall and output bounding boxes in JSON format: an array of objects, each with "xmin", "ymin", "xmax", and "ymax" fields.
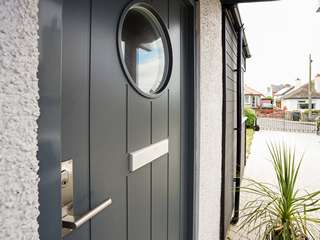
[
  {"xmin": 283, "ymin": 99, "xmax": 298, "ymax": 111},
  {"xmin": 198, "ymin": 0, "xmax": 223, "ymax": 239},
  {"xmin": 283, "ymin": 99, "xmax": 320, "ymax": 111},
  {"xmin": 0, "ymin": 1, "xmax": 40, "ymax": 239}
]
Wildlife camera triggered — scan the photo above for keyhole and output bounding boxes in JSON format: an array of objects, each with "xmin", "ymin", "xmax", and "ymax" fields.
[{"xmin": 61, "ymin": 170, "xmax": 70, "ymax": 187}]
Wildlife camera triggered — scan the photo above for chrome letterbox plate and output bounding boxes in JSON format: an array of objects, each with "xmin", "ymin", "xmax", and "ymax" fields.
[{"xmin": 129, "ymin": 139, "xmax": 169, "ymax": 172}]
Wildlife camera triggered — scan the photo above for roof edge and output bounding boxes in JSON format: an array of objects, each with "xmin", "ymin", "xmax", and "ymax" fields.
[
  {"xmin": 283, "ymin": 97, "xmax": 320, "ymax": 100},
  {"xmin": 233, "ymin": 6, "xmax": 251, "ymax": 58},
  {"xmin": 225, "ymin": 5, "xmax": 251, "ymax": 58},
  {"xmin": 222, "ymin": 0, "xmax": 281, "ymax": 58}
]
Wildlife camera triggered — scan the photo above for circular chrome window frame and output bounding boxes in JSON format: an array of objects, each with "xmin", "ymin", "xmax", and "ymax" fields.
[{"xmin": 117, "ymin": 2, "xmax": 172, "ymax": 99}]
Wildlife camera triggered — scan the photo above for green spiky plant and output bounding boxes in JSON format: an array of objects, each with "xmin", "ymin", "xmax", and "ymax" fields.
[{"xmin": 238, "ymin": 143, "xmax": 320, "ymax": 240}]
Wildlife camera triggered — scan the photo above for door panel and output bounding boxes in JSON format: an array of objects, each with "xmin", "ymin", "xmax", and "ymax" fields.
[
  {"xmin": 62, "ymin": 0, "xmax": 90, "ymax": 239},
  {"xmin": 127, "ymin": 88, "xmax": 151, "ymax": 153},
  {"xmin": 61, "ymin": 0, "xmax": 194, "ymax": 240},
  {"xmin": 152, "ymin": 94, "xmax": 169, "ymax": 143},
  {"xmin": 127, "ymin": 87, "xmax": 152, "ymax": 240},
  {"xmin": 128, "ymin": 168, "xmax": 151, "ymax": 240},
  {"xmin": 168, "ymin": 2, "xmax": 181, "ymax": 240},
  {"xmin": 151, "ymin": 156, "xmax": 169, "ymax": 240},
  {"xmin": 150, "ymin": 0, "xmax": 169, "ymax": 28},
  {"xmin": 180, "ymin": 3, "xmax": 194, "ymax": 240},
  {"xmin": 151, "ymin": 93, "xmax": 169, "ymax": 240},
  {"xmin": 90, "ymin": 0, "xmax": 127, "ymax": 239}
]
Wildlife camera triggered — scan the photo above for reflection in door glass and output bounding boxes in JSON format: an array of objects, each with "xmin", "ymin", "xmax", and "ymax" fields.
[{"xmin": 120, "ymin": 6, "xmax": 168, "ymax": 95}]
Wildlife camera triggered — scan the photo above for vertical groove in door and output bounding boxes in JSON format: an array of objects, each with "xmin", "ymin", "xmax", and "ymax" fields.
[
  {"xmin": 126, "ymin": 176, "xmax": 129, "ymax": 240},
  {"xmin": 167, "ymin": 89, "xmax": 170, "ymax": 240},
  {"xmin": 126, "ymin": 84, "xmax": 129, "ymax": 153},
  {"xmin": 167, "ymin": 90, "xmax": 170, "ymax": 138},
  {"xmin": 150, "ymin": 164, "xmax": 153, "ymax": 240},
  {"xmin": 88, "ymin": 0, "xmax": 93, "ymax": 237},
  {"xmin": 150, "ymin": 101, "xmax": 153, "ymax": 240},
  {"xmin": 150, "ymin": 101, "xmax": 153, "ymax": 144},
  {"xmin": 179, "ymin": 6, "xmax": 183, "ymax": 240},
  {"xmin": 167, "ymin": 0, "xmax": 170, "ymax": 28},
  {"xmin": 125, "ymin": 84, "xmax": 129, "ymax": 240},
  {"xmin": 166, "ymin": 155, "xmax": 169, "ymax": 240}
]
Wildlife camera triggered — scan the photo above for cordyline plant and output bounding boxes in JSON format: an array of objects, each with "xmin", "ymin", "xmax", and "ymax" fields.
[{"xmin": 238, "ymin": 143, "xmax": 320, "ymax": 240}]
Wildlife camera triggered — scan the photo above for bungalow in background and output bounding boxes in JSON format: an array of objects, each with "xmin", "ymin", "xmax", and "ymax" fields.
[
  {"xmin": 274, "ymin": 84, "xmax": 295, "ymax": 109},
  {"xmin": 266, "ymin": 83, "xmax": 292, "ymax": 97},
  {"xmin": 244, "ymin": 84, "xmax": 264, "ymax": 108},
  {"xmin": 283, "ymin": 74, "xmax": 320, "ymax": 111}
]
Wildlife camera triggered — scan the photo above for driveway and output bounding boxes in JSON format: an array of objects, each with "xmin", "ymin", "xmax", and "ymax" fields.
[{"xmin": 227, "ymin": 130, "xmax": 320, "ymax": 239}]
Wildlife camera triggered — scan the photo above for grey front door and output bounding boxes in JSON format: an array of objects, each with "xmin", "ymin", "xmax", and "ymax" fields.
[{"xmin": 62, "ymin": 0, "xmax": 194, "ymax": 240}]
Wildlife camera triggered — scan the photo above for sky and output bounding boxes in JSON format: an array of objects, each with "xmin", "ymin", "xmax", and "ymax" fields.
[{"xmin": 239, "ymin": 0, "xmax": 320, "ymax": 95}]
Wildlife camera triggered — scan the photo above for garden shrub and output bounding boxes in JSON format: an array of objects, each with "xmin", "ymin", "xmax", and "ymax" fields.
[
  {"xmin": 244, "ymin": 107, "xmax": 256, "ymax": 129},
  {"xmin": 303, "ymin": 110, "xmax": 320, "ymax": 115},
  {"xmin": 302, "ymin": 110, "xmax": 320, "ymax": 121}
]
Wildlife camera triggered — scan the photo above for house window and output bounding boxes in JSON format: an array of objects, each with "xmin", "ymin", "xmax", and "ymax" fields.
[
  {"xmin": 244, "ymin": 95, "xmax": 250, "ymax": 104},
  {"xmin": 252, "ymin": 96, "xmax": 256, "ymax": 107},
  {"xmin": 298, "ymin": 101, "xmax": 315, "ymax": 109}
]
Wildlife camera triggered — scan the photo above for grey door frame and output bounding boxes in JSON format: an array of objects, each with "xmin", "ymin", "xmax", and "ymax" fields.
[{"xmin": 37, "ymin": 0, "xmax": 200, "ymax": 240}]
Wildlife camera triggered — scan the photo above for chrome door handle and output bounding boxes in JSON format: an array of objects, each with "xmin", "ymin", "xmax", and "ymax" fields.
[{"xmin": 62, "ymin": 198, "xmax": 112, "ymax": 230}]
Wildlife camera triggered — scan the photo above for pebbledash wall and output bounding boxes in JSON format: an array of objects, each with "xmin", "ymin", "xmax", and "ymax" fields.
[
  {"xmin": 0, "ymin": 0, "xmax": 223, "ymax": 239},
  {"xmin": 0, "ymin": 0, "xmax": 40, "ymax": 240},
  {"xmin": 198, "ymin": 0, "xmax": 223, "ymax": 239}
]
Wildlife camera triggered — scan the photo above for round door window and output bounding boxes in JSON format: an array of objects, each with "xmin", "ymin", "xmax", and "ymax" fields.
[{"xmin": 118, "ymin": 3, "xmax": 172, "ymax": 97}]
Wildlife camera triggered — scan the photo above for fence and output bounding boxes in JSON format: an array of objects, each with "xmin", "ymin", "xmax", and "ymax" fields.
[{"xmin": 257, "ymin": 117, "xmax": 317, "ymax": 133}]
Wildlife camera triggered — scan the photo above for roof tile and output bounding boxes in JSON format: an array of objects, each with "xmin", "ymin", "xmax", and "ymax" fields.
[{"xmin": 283, "ymin": 82, "xmax": 320, "ymax": 99}]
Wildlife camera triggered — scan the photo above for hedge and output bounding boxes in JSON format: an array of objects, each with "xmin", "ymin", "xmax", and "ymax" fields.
[{"xmin": 244, "ymin": 107, "xmax": 256, "ymax": 129}]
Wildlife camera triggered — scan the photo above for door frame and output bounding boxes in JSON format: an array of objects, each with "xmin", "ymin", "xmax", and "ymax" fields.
[{"xmin": 37, "ymin": 1, "xmax": 200, "ymax": 240}]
